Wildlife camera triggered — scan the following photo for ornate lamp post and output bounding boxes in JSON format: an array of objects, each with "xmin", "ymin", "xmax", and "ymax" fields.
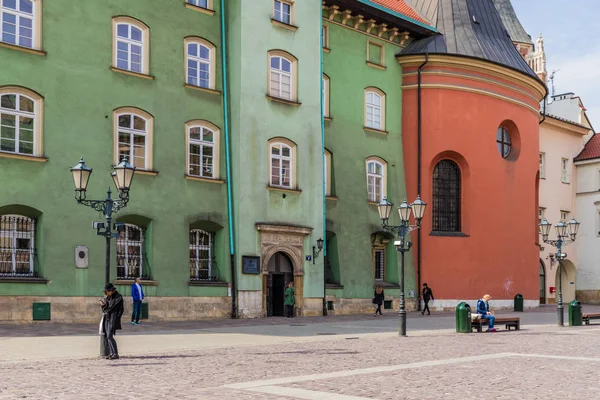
[
  {"xmin": 70, "ymin": 157, "xmax": 136, "ymax": 284},
  {"xmin": 378, "ymin": 195, "xmax": 427, "ymax": 336},
  {"xmin": 539, "ymin": 217, "xmax": 580, "ymax": 326}
]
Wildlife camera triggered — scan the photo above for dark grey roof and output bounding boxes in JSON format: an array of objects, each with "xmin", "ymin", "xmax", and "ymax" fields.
[
  {"xmin": 491, "ymin": 0, "xmax": 532, "ymax": 44},
  {"xmin": 399, "ymin": 0, "xmax": 539, "ymax": 81}
]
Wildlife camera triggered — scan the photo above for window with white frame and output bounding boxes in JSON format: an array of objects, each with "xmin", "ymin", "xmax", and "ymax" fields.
[
  {"xmin": 322, "ymin": 24, "xmax": 329, "ymax": 49},
  {"xmin": 560, "ymin": 211, "xmax": 570, "ymax": 222},
  {"xmin": 187, "ymin": 0, "xmax": 208, "ymax": 8},
  {"xmin": 365, "ymin": 88, "xmax": 385, "ymax": 131},
  {"xmin": 561, "ymin": 158, "xmax": 570, "ymax": 183},
  {"xmin": 273, "ymin": 0, "xmax": 292, "ymax": 24},
  {"xmin": 188, "ymin": 123, "xmax": 216, "ymax": 179},
  {"xmin": 117, "ymin": 112, "xmax": 148, "ymax": 169},
  {"xmin": 1, "ymin": 0, "xmax": 36, "ymax": 49},
  {"xmin": 322, "ymin": 74, "xmax": 330, "ymax": 118},
  {"xmin": 366, "ymin": 158, "xmax": 386, "ymax": 202},
  {"xmin": 0, "ymin": 91, "xmax": 36, "ymax": 155},
  {"xmin": 116, "ymin": 224, "xmax": 143, "ymax": 279},
  {"xmin": 189, "ymin": 229, "xmax": 214, "ymax": 280},
  {"xmin": 0, "ymin": 215, "xmax": 35, "ymax": 277},
  {"xmin": 269, "ymin": 54, "xmax": 294, "ymax": 101},
  {"xmin": 270, "ymin": 141, "xmax": 294, "ymax": 188},
  {"xmin": 112, "ymin": 17, "xmax": 149, "ymax": 75},
  {"xmin": 324, "ymin": 149, "xmax": 332, "ymax": 196},
  {"xmin": 185, "ymin": 38, "xmax": 215, "ymax": 89},
  {"xmin": 538, "ymin": 207, "xmax": 545, "ymax": 226},
  {"xmin": 373, "ymin": 247, "xmax": 385, "ymax": 281},
  {"xmin": 539, "ymin": 152, "xmax": 545, "ymax": 179}
]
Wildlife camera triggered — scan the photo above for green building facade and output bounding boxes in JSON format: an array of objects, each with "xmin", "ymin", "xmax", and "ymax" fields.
[{"xmin": 0, "ymin": 0, "xmax": 435, "ymax": 322}]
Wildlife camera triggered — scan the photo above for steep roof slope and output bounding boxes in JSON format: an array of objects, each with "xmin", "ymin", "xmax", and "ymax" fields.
[
  {"xmin": 491, "ymin": 0, "xmax": 532, "ymax": 45},
  {"xmin": 371, "ymin": 0, "xmax": 432, "ymax": 25},
  {"xmin": 575, "ymin": 134, "xmax": 600, "ymax": 162}
]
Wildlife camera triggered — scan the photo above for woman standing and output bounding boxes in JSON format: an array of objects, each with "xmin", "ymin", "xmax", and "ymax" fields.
[
  {"xmin": 284, "ymin": 281, "xmax": 295, "ymax": 318},
  {"xmin": 373, "ymin": 285, "xmax": 385, "ymax": 316}
]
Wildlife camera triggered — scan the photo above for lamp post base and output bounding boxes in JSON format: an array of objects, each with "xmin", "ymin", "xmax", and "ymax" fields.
[
  {"xmin": 399, "ymin": 309, "xmax": 407, "ymax": 336},
  {"xmin": 557, "ymin": 303, "xmax": 564, "ymax": 327}
]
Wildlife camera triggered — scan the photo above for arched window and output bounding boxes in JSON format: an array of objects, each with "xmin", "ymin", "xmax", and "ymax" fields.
[
  {"xmin": 186, "ymin": 120, "xmax": 220, "ymax": 179},
  {"xmin": 0, "ymin": 215, "xmax": 35, "ymax": 277},
  {"xmin": 0, "ymin": 87, "xmax": 43, "ymax": 156},
  {"xmin": 116, "ymin": 224, "xmax": 144, "ymax": 279},
  {"xmin": 187, "ymin": 0, "xmax": 209, "ymax": 9},
  {"xmin": 322, "ymin": 74, "xmax": 330, "ymax": 118},
  {"xmin": 1, "ymin": 0, "xmax": 41, "ymax": 50},
  {"xmin": 432, "ymin": 160, "xmax": 461, "ymax": 232},
  {"xmin": 112, "ymin": 17, "xmax": 150, "ymax": 75},
  {"xmin": 269, "ymin": 138, "xmax": 296, "ymax": 189},
  {"xmin": 189, "ymin": 229, "xmax": 214, "ymax": 280},
  {"xmin": 268, "ymin": 50, "xmax": 297, "ymax": 102},
  {"xmin": 185, "ymin": 37, "xmax": 216, "ymax": 90},
  {"xmin": 366, "ymin": 157, "xmax": 387, "ymax": 202},
  {"xmin": 324, "ymin": 149, "xmax": 332, "ymax": 196},
  {"xmin": 114, "ymin": 107, "xmax": 154, "ymax": 170},
  {"xmin": 365, "ymin": 88, "xmax": 385, "ymax": 131}
]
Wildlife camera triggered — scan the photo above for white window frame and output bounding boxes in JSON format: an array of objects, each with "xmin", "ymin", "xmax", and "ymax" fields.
[
  {"xmin": 365, "ymin": 88, "xmax": 385, "ymax": 131},
  {"xmin": 269, "ymin": 55, "xmax": 293, "ymax": 101},
  {"xmin": 189, "ymin": 229, "xmax": 214, "ymax": 280},
  {"xmin": 187, "ymin": 121, "xmax": 219, "ymax": 179},
  {"xmin": 1, "ymin": 0, "xmax": 39, "ymax": 49},
  {"xmin": 273, "ymin": 0, "xmax": 292, "ymax": 25},
  {"xmin": 116, "ymin": 224, "xmax": 144, "ymax": 279},
  {"xmin": 0, "ymin": 215, "xmax": 35, "ymax": 276},
  {"xmin": 366, "ymin": 157, "xmax": 386, "ymax": 202},
  {"xmin": 561, "ymin": 158, "xmax": 570, "ymax": 183},
  {"xmin": 185, "ymin": 37, "xmax": 215, "ymax": 90},
  {"xmin": 187, "ymin": 0, "xmax": 209, "ymax": 8},
  {"xmin": 538, "ymin": 207, "xmax": 545, "ymax": 226},
  {"xmin": 560, "ymin": 211, "xmax": 570, "ymax": 222},
  {"xmin": 539, "ymin": 152, "xmax": 545, "ymax": 179},
  {"xmin": 0, "ymin": 92, "xmax": 36, "ymax": 156},
  {"xmin": 322, "ymin": 74, "xmax": 330, "ymax": 118},
  {"xmin": 269, "ymin": 140, "xmax": 295, "ymax": 189},
  {"xmin": 113, "ymin": 107, "xmax": 153, "ymax": 170},
  {"xmin": 116, "ymin": 112, "xmax": 148, "ymax": 170},
  {"xmin": 112, "ymin": 17, "xmax": 149, "ymax": 75},
  {"xmin": 324, "ymin": 149, "xmax": 332, "ymax": 196}
]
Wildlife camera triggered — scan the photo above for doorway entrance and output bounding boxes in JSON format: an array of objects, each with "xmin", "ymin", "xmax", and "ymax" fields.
[
  {"xmin": 540, "ymin": 259, "xmax": 546, "ymax": 304},
  {"xmin": 266, "ymin": 252, "xmax": 293, "ymax": 317}
]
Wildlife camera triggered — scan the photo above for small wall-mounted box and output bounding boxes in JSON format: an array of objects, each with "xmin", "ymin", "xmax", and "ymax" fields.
[{"xmin": 75, "ymin": 245, "xmax": 88, "ymax": 269}]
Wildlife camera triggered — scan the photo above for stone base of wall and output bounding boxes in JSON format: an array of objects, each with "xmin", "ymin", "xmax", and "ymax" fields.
[
  {"xmin": 424, "ymin": 299, "xmax": 540, "ymax": 312},
  {"xmin": 300, "ymin": 298, "xmax": 323, "ymax": 317},
  {"xmin": 0, "ymin": 296, "xmax": 231, "ymax": 324},
  {"xmin": 237, "ymin": 290, "xmax": 264, "ymax": 318},
  {"xmin": 576, "ymin": 290, "xmax": 600, "ymax": 304},
  {"xmin": 326, "ymin": 296, "xmax": 418, "ymax": 315}
]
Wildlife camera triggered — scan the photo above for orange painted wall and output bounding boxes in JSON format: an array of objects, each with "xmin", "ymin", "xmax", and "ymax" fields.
[{"xmin": 401, "ymin": 65, "xmax": 541, "ymax": 301}]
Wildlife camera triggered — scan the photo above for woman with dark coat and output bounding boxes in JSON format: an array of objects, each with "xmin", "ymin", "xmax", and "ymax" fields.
[
  {"xmin": 100, "ymin": 283, "xmax": 124, "ymax": 360},
  {"xmin": 373, "ymin": 285, "xmax": 385, "ymax": 316}
]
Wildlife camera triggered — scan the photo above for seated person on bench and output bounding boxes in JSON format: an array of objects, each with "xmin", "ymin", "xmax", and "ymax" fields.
[{"xmin": 477, "ymin": 294, "xmax": 496, "ymax": 332}]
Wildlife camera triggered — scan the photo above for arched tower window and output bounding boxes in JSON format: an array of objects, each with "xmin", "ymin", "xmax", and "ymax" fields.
[{"xmin": 432, "ymin": 160, "xmax": 461, "ymax": 232}]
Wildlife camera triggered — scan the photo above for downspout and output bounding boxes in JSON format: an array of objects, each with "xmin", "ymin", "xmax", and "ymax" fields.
[
  {"xmin": 220, "ymin": 0, "xmax": 236, "ymax": 319},
  {"xmin": 539, "ymin": 94, "xmax": 547, "ymax": 125},
  {"xmin": 416, "ymin": 53, "xmax": 428, "ymax": 312},
  {"xmin": 320, "ymin": 6, "xmax": 327, "ymax": 317}
]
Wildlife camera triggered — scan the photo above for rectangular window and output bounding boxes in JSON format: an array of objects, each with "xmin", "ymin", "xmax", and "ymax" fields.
[
  {"xmin": 116, "ymin": 224, "xmax": 145, "ymax": 279},
  {"xmin": 560, "ymin": 211, "xmax": 570, "ymax": 222},
  {"xmin": 1, "ymin": 0, "xmax": 34, "ymax": 48},
  {"xmin": 538, "ymin": 207, "xmax": 545, "ymax": 226},
  {"xmin": 561, "ymin": 158, "xmax": 570, "ymax": 183},
  {"xmin": 189, "ymin": 230, "xmax": 214, "ymax": 281},
  {"xmin": 273, "ymin": 0, "xmax": 292, "ymax": 25},
  {"xmin": 539, "ymin": 152, "xmax": 545, "ymax": 179},
  {"xmin": 373, "ymin": 248, "xmax": 384, "ymax": 281},
  {"xmin": 0, "ymin": 215, "xmax": 35, "ymax": 277},
  {"xmin": 187, "ymin": 0, "xmax": 209, "ymax": 8},
  {"xmin": 322, "ymin": 24, "xmax": 329, "ymax": 49},
  {"xmin": 367, "ymin": 41, "xmax": 384, "ymax": 66}
]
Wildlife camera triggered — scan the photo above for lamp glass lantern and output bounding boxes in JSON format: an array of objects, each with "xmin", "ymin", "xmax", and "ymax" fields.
[
  {"xmin": 113, "ymin": 157, "xmax": 136, "ymax": 191},
  {"xmin": 377, "ymin": 198, "xmax": 393, "ymax": 221},
  {"xmin": 567, "ymin": 218, "xmax": 580, "ymax": 237},
  {"xmin": 70, "ymin": 158, "xmax": 93, "ymax": 195},
  {"xmin": 539, "ymin": 218, "xmax": 552, "ymax": 237},
  {"xmin": 317, "ymin": 237, "xmax": 324, "ymax": 251},
  {"xmin": 555, "ymin": 221, "xmax": 568, "ymax": 238},
  {"xmin": 398, "ymin": 199, "xmax": 412, "ymax": 222},
  {"xmin": 410, "ymin": 196, "xmax": 427, "ymax": 222}
]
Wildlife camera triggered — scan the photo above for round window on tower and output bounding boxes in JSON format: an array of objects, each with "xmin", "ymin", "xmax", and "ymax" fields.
[{"xmin": 496, "ymin": 126, "xmax": 512, "ymax": 159}]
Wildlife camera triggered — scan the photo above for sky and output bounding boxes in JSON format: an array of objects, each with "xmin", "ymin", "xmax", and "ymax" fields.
[{"xmin": 512, "ymin": 0, "xmax": 600, "ymax": 129}]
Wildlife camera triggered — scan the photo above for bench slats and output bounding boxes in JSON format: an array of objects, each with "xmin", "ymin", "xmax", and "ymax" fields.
[{"xmin": 471, "ymin": 317, "xmax": 520, "ymax": 332}]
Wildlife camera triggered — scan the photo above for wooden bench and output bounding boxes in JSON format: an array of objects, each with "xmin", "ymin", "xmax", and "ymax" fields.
[
  {"xmin": 471, "ymin": 317, "xmax": 520, "ymax": 332},
  {"xmin": 582, "ymin": 313, "xmax": 600, "ymax": 325}
]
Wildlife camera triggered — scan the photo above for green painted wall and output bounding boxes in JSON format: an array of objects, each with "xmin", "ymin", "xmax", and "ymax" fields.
[
  {"xmin": 323, "ymin": 20, "xmax": 416, "ymax": 299},
  {"xmin": 228, "ymin": 1, "xmax": 325, "ymax": 297},
  {"xmin": 0, "ymin": 0, "xmax": 229, "ymax": 297}
]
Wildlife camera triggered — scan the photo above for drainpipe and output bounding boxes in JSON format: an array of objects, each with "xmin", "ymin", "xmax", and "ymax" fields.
[
  {"xmin": 320, "ymin": 6, "xmax": 327, "ymax": 317},
  {"xmin": 416, "ymin": 53, "xmax": 428, "ymax": 312},
  {"xmin": 220, "ymin": 0, "xmax": 236, "ymax": 319},
  {"xmin": 539, "ymin": 94, "xmax": 547, "ymax": 125}
]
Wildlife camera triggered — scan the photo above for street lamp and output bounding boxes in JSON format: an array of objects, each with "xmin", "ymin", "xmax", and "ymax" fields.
[
  {"xmin": 70, "ymin": 157, "xmax": 136, "ymax": 284},
  {"xmin": 539, "ymin": 216, "xmax": 580, "ymax": 327},
  {"xmin": 378, "ymin": 195, "xmax": 427, "ymax": 337}
]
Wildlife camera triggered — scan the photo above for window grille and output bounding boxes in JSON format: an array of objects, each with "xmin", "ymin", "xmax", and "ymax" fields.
[
  {"xmin": 374, "ymin": 248, "xmax": 384, "ymax": 280},
  {"xmin": 189, "ymin": 229, "xmax": 214, "ymax": 280},
  {"xmin": 116, "ymin": 224, "xmax": 148, "ymax": 279},
  {"xmin": 0, "ymin": 215, "xmax": 35, "ymax": 277},
  {"xmin": 432, "ymin": 160, "xmax": 461, "ymax": 232}
]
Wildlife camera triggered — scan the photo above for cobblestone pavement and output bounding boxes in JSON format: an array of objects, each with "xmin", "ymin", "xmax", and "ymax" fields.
[{"xmin": 2, "ymin": 313, "xmax": 600, "ymax": 399}]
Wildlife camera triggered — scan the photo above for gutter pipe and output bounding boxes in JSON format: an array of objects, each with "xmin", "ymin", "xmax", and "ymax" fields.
[
  {"xmin": 539, "ymin": 94, "xmax": 547, "ymax": 125},
  {"xmin": 220, "ymin": 0, "xmax": 236, "ymax": 318},
  {"xmin": 416, "ymin": 53, "xmax": 428, "ymax": 312},
  {"xmin": 320, "ymin": 6, "xmax": 327, "ymax": 317}
]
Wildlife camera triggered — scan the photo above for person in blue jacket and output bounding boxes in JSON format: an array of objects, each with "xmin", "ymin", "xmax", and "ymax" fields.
[
  {"xmin": 477, "ymin": 294, "xmax": 496, "ymax": 332},
  {"xmin": 131, "ymin": 277, "xmax": 144, "ymax": 326}
]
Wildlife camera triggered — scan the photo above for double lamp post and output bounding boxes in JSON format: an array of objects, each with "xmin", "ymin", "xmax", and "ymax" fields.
[
  {"xmin": 539, "ymin": 217, "xmax": 580, "ymax": 327},
  {"xmin": 377, "ymin": 195, "xmax": 427, "ymax": 337}
]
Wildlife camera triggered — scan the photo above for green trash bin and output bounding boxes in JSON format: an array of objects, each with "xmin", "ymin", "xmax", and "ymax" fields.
[
  {"xmin": 514, "ymin": 294, "xmax": 524, "ymax": 312},
  {"xmin": 455, "ymin": 302, "xmax": 472, "ymax": 333},
  {"xmin": 569, "ymin": 300, "xmax": 582, "ymax": 326}
]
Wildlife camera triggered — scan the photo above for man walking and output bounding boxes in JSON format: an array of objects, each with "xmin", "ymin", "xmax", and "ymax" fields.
[
  {"xmin": 100, "ymin": 283, "xmax": 124, "ymax": 360},
  {"xmin": 421, "ymin": 283, "xmax": 434, "ymax": 315},
  {"xmin": 284, "ymin": 281, "xmax": 295, "ymax": 318},
  {"xmin": 131, "ymin": 277, "xmax": 144, "ymax": 326}
]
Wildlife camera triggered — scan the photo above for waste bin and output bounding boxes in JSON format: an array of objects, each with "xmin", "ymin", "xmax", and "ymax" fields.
[
  {"xmin": 455, "ymin": 302, "xmax": 472, "ymax": 333},
  {"xmin": 568, "ymin": 300, "xmax": 582, "ymax": 326},
  {"xmin": 514, "ymin": 294, "xmax": 524, "ymax": 312}
]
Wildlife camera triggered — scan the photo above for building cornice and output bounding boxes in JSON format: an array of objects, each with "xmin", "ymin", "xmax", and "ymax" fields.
[{"xmin": 542, "ymin": 115, "xmax": 590, "ymax": 136}]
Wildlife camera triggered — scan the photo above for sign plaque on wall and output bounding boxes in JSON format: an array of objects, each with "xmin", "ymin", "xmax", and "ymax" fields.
[{"xmin": 242, "ymin": 256, "xmax": 260, "ymax": 274}]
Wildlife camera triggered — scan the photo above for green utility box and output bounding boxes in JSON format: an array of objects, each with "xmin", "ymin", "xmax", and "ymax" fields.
[
  {"xmin": 32, "ymin": 302, "xmax": 51, "ymax": 321},
  {"xmin": 141, "ymin": 302, "xmax": 149, "ymax": 320},
  {"xmin": 455, "ymin": 302, "xmax": 472, "ymax": 333},
  {"xmin": 514, "ymin": 294, "xmax": 524, "ymax": 312},
  {"xmin": 569, "ymin": 300, "xmax": 582, "ymax": 326}
]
